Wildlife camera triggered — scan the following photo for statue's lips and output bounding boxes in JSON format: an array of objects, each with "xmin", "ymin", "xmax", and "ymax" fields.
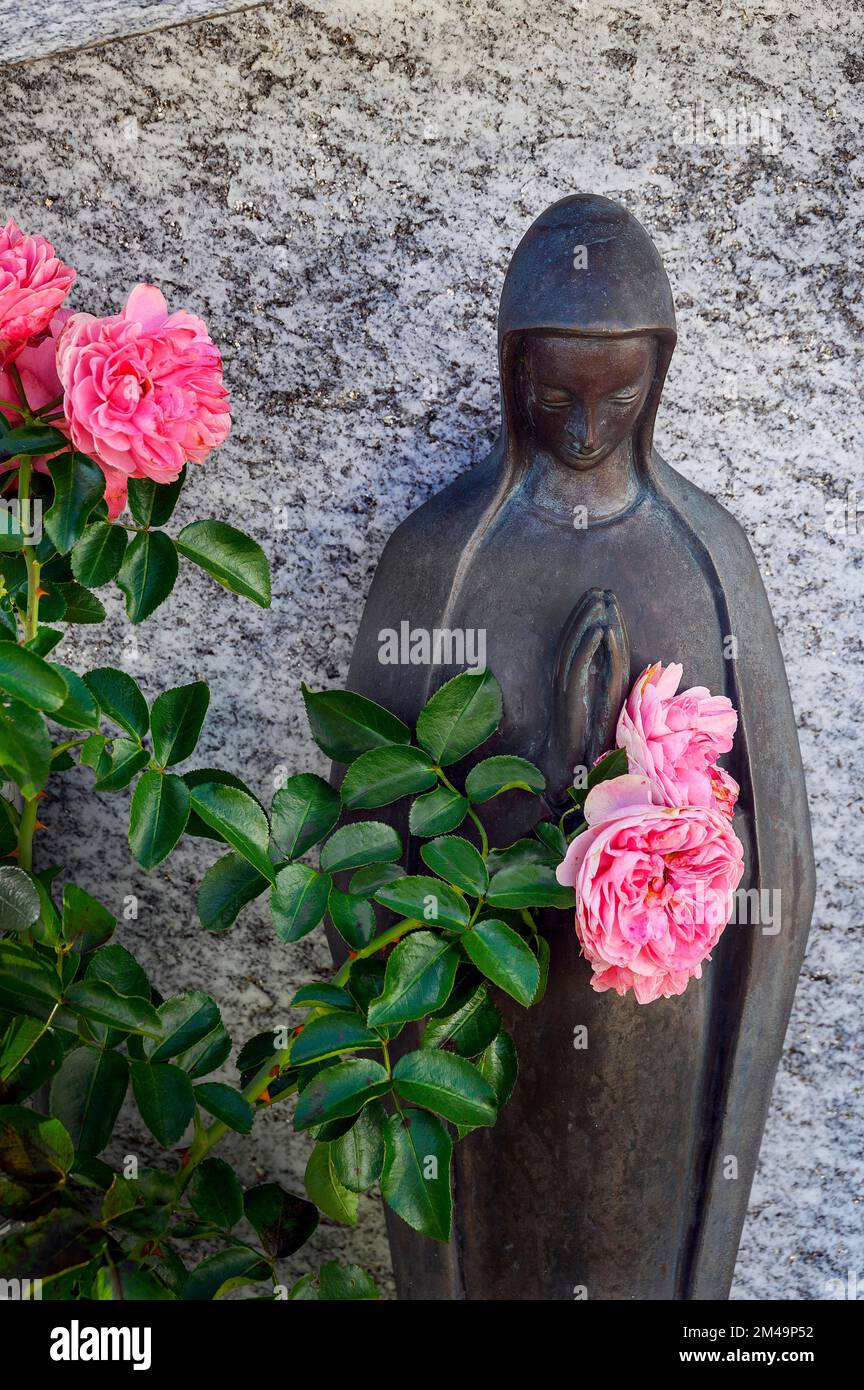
[{"xmin": 561, "ymin": 440, "xmax": 605, "ymax": 464}]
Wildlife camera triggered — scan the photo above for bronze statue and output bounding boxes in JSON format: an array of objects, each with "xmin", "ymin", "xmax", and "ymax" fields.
[{"xmin": 335, "ymin": 195, "xmax": 815, "ymax": 1299}]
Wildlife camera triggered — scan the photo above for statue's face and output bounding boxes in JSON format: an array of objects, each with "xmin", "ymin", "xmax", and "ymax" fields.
[{"xmin": 523, "ymin": 334, "xmax": 656, "ymax": 470}]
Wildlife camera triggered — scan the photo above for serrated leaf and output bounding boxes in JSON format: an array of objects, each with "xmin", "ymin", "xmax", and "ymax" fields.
[
  {"xmin": 381, "ymin": 1108, "xmax": 451, "ymax": 1241},
  {"xmin": 181, "ymin": 1246, "xmax": 270, "ymax": 1301},
  {"xmin": 462, "ymin": 918, "xmax": 539, "ymax": 1005},
  {"xmin": 175, "ymin": 520, "xmax": 270, "ymax": 608},
  {"xmin": 393, "ymin": 1049, "xmax": 497, "ymax": 1127},
  {"xmin": 194, "ymin": 1082, "xmax": 254, "ymax": 1134},
  {"xmin": 290, "ymin": 1011, "xmax": 379, "ymax": 1067},
  {"xmin": 44, "ymin": 451, "xmax": 105, "ymax": 553},
  {"xmin": 303, "ymin": 1143, "xmax": 358, "ymax": 1226},
  {"xmin": 0, "ymin": 700, "xmax": 51, "ymax": 797},
  {"xmin": 197, "ymin": 851, "xmax": 268, "ymax": 933},
  {"xmin": 319, "ymin": 820, "xmax": 402, "ymax": 874},
  {"xmin": 64, "ymin": 981, "xmax": 162, "ymax": 1036},
  {"xmin": 366, "ymin": 932, "xmax": 459, "ymax": 1029},
  {"xmin": 327, "ymin": 886, "xmax": 375, "ymax": 951},
  {"xmin": 270, "ymin": 773, "xmax": 340, "ymax": 859},
  {"xmin": 340, "ymin": 744, "xmax": 436, "ymax": 810},
  {"xmin": 330, "ymin": 1100, "xmax": 386, "ymax": 1192},
  {"xmin": 422, "ymin": 980, "xmax": 500, "ymax": 1058},
  {"xmin": 127, "ymin": 469, "xmax": 186, "ymax": 528},
  {"xmin": 49, "ymin": 665, "xmax": 100, "ymax": 730},
  {"xmin": 188, "ymin": 783, "xmax": 273, "ymax": 881},
  {"xmin": 302, "ymin": 684, "xmax": 410, "ymax": 762},
  {"xmin": 129, "ymin": 770, "xmax": 190, "ymax": 870},
  {"xmin": 188, "ymin": 1157, "xmax": 243, "ymax": 1230},
  {"xmin": 373, "ymin": 875, "xmax": 469, "ymax": 931},
  {"xmin": 293, "ymin": 1057, "xmax": 390, "ymax": 1131},
  {"xmin": 408, "ymin": 784, "xmax": 468, "ymax": 837},
  {"xmin": 151, "ymin": 681, "xmax": 210, "ymax": 767},
  {"xmin": 82, "ymin": 667, "xmax": 149, "ymax": 739},
  {"xmin": 465, "ymin": 754, "xmax": 546, "ymax": 802},
  {"xmin": 130, "ymin": 1060, "xmax": 195, "ymax": 1148},
  {"xmin": 420, "ymin": 835, "xmax": 488, "ymax": 896},
  {"xmin": 0, "ymin": 866, "xmax": 40, "ymax": 934},
  {"xmin": 0, "ymin": 644, "xmax": 67, "ymax": 711},
  {"xmin": 116, "ymin": 530, "xmax": 179, "ymax": 623},
  {"xmin": 146, "ymin": 992, "xmax": 222, "ymax": 1065},
  {"xmin": 270, "ymin": 863, "xmax": 330, "ymax": 943},
  {"xmin": 93, "ymin": 737, "xmax": 149, "ymax": 792},
  {"xmin": 415, "ymin": 669, "xmax": 502, "ymax": 766},
  {"xmin": 244, "ymin": 1182, "xmax": 318, "ymax": 1257},
  {"xmin": 48, "ymin": 1048, "xmax": 128, "ymax": 1156},
  {"xmin": 71, "ymin": 521, "xmax": 127, "ymax": 587},
  {"xmin": 486, "ymin": 864, "xmax": 575, "ymax": 910}
]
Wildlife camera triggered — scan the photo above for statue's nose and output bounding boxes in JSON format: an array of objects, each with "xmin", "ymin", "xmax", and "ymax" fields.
[{"xmin": 565, "ymin": 402, "xmax": 596, "ymax": 451}]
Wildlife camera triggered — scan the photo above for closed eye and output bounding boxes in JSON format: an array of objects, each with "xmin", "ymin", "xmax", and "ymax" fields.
[
  {"xmin": 609, "ymin": 390, "xmax": 641, "ymax": 405},
  {"xmin": 537, "ymin": 391, "xmax": 572, "ymax": 408}
]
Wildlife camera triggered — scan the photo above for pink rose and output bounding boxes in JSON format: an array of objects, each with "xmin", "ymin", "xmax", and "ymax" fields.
[
  {"xmin": 0, "ymin": 220, "xmax": 76, "ymax": 364},
  {"xmin": 0, "ymin": 310, "xmax": 72, "ymax": 480},
  {"xmin": 556, "ymin": 774, "xmax": 744, "ymax": 1003},
  {"xmin": 616, "ymin": 662, "xmax": 739, "ymax": 815},
  {"xmin": 56, "ymin": 283, "xmax": 231, "ymax": 516}
]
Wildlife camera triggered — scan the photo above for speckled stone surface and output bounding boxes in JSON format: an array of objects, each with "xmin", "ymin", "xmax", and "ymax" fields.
[
  {"xmin": 2, "ymin": 0, "xmax": 862, "ymax": 1301},
  {"xmin": 0, "ymin": 1, "xmax": 257, "ymax": 65}
]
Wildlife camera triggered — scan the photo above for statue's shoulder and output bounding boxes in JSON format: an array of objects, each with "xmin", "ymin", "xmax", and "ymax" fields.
[
  {"xmin": 377, "ymin": 452, "xmax": 502, "ymax": 567},
  {"xmin": 650, "ymin": 454, "xmax": 756, "ymax": 563}
]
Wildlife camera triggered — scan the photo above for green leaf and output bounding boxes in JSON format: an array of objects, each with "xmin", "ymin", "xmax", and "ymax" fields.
[
  {"xmin": 415, "ymin": 669, "xmax": 502, "ymax": 766},
  {"xmin": 82, "ymin": 667, "xmax": 149, "ymax": 739},
  {"xmin": 188, "ymin": 1157, "xmax": 243, "ymax": 1229},
  {"xmin": 130, "ymin": 1060, "xmax": 196, "ymax": 1148},
  {"xmin": 24, "ymin": 626, "xmax": 63, "ymax": 658},
  {"xmin": 302, "ymin": 684, "xmax": 411, "ymax": 762},
  {"xmin": 54, "ymin": 580, "xmax": 105, "ymax": 623},
  {"xmin": 0, "ymin": 700, "xmax": 51, "ymax": 797},
  {"xmin": 94, "ymin": 1261, "xmax": 175, "ymax": 1301},
  {"xmin": 0, "ymin": 423, "xmax": 69, "ymax": 459},
  {"xmin": 570, "ymin": 746, "xmax": 629, "ymax": 808},
  {"xmin": 0, "ymin": 1018, "xmax": 63, "ymax": 1102},
  {"xmin": 486, "ymin": 838, "xmax": 559, "ymax": 876},
  {"xmin": 381, "ymin": 1108, "xmax": 451, "ymax": 1241},
  {"xmin": 188, "ymin": 783, "xmax": 273, "ymax": 881},
  {"xmin": 183, "ymin": 767, "xmax": 260, "ymax": 839},
  {"xmin": 0, "ymin": 866, "xmax": 40, "ymax": 934},
  {"xmin": 64, "ymin": 981, "xmax": 162, "ymax": 1036},
  {"xmin": 61, "ymin": 882, "xmax": 116, "ymax": 952},
  {"xmin": 393, "ymin": 1049, "xmax": 497, "ymax": 1127},
  {"xmin": 348, "ymin": 862, "xmax": 405, "ymax": 897},
  {"xmin": 175, "ymin": 520, "xmax": 270, "ymax": 608},
  {"xmin": 71, "ymin": 521, "xmax": 127, "ymax": 587},
  {"xmin": 270, "ymin": 773, "xmax": 340, "ymax": 860},
  {"xmin": 85, "ymin": 943, "xmax": 149, "ymax": 1000},
  {"xmin": 422, "ymin": 980, "xmax": 500, "ymax": 1058},
  {"xmin": 420, "ymin": 835, "xmax": 488, "ymax": 897},
  {"xmin": 146, "ymin": 992, "xmax": 222, "ymax": 1065},
  {"xmin": 197, "ymin": 851, "xmax": 268, "ymax": 933},
  {"xmin": 462, "ymin": 919, "xmax": 539, "ymax": 1005},
  {"xmin": 194, "ymin": 1082, "xmax": 254, "ymax": 1134},
  {"xmin": 151, "ymin": 681, "xmax": 210, "ymax": 767},
  {"xmin": 43, "ymin": 452, "xmax": 105, "ymax": 553},
  {"xmin": 0, "ymin": 644, "xmax": 67, "ymax": 711},
  {"xmin": 93, "ymin": 737, "xmax": 150, "ymax": 792},
  {"xmin": 48, "ymin": 1048, "xmax": 128, "ymax": 1156},
  {"xmin": 340, "ymin": 744, "xmax": 437, "ymax": 810},
  {"xmin": 244, "ymin": 1182, "xmax": 318, "ymax": 1257},
  {"xmin": 303, "ymin": 1143, "xmax": 358, "ymax": 1226},
  {"xmin": 0, "ymin": 941, "xmax": 62, "ymax": 1011},
  {"xmin": 293, "ymin": 1057, "xmax": 390, "ymax": 1131},
  {"xmin": 330, "ymin": 1100, "xmax": 386, "ymax": 1192},
  {"xmin": 534, "ymin": 821, "xmax": 568, "ymax": 857},
  {"xmin": 532, "ymin": 933, "xmax": 551, "ymax": 1004},
  {"xmin": 173, "ymin": 1020, "xmax": 231, "ymax": 1081},
  {"xmin": 127, "ymin": 469, "xmax": 186, "ymax": 528},
  {"xmin": 319, "ymin": 820, "xmax": 401, "ymax": 874},
  {"xmin": 315, "ymin": 1262, "xmax": 378, "ymax": 1300},
  {"xmin": 0, "ymin": 1105, "xmax": 73, "ymax": 1184},
  {"xmin": 366, "ymin": 931, "xmax": 460, "ymax": 1028},
  {"xmin": 116, "ymin": 530, "xmax": 179, "ymax": 623},
  {"xmin": 486, "ymin": 864, "xmax": 575, "ymax": 910},
  {"xmin": 409, "ymin": 784, "xmax": 468, "ymax": 837},
  {"xmin": 373, "ymin": 876, "xmax": 470, "ymax": 931},
  {"xmin": 271, "ymin": 863, "xmax": 331, "ymax": 943},
  {"xmin": 465, "ymin": 754, "xmax": 546, "ymax": 803},
  {"xmin": 129, "ymin": 770, "xmax": 191, "ymax": 870},
  {"xmin": 327, "ymin": 886, "xmax": 375, "ymax": 951},
  {"xmin": 49, "ymin": 665, "xmax": 100, "ymax": 730},
  {"xmin": 290, "ymin": 1011, "xmax": 379, "ymax": 1066},
  {"xmin": 476, "ymin": 1029, "xmax": 518, "ymax": 1109},
  {"xmin": 181, "ymin": 1246, "xmax": 270, "ymax": 1301},
  {"xmin": 290, "ymin": 982, "xmax": 354, "ymax": 1011}
]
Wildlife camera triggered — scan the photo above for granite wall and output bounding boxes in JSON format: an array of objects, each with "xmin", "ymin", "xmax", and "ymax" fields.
[{"xmin": 2, "ymin": 0, "xmax": 862, "ymax": 1300}]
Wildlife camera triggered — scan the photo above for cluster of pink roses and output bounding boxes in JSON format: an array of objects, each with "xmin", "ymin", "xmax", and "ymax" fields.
[
  {"xmin": 0, "ymin": 218, "xmax": 230, "ymax": 517},
  {"xmin": 557, "ymin": 663, "xmax": 745, "ymax": 1005}
]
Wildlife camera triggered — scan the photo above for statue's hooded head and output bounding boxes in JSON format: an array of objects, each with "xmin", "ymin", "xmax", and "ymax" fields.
[{"xmin": 497, "ymin": 195, "xmax": 676, "ymax": 484}]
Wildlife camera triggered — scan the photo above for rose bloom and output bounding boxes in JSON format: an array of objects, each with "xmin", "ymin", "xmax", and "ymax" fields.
[
  {"xmin": 556, "ymin": 774, "xmax": 745, "ymax": 1004},
  {"xmin": 0, "ymin": 219, "xmax": 75, "ymax": 364},
  {"xmin": 0, "ymin": 310, "xmax": 74, "ymax": 483},
  {"xmin": 617, "ymin": 661, "xmax": 739, "ymax": 817},
  {"xmin": 57, "ymin": 283, "xmax": 230, "ymax": 516}
]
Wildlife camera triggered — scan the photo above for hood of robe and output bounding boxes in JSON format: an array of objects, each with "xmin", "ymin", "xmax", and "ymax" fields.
[{"xmin": 497, "ymin": 194, "xmax": 677, "ymax": 478}]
